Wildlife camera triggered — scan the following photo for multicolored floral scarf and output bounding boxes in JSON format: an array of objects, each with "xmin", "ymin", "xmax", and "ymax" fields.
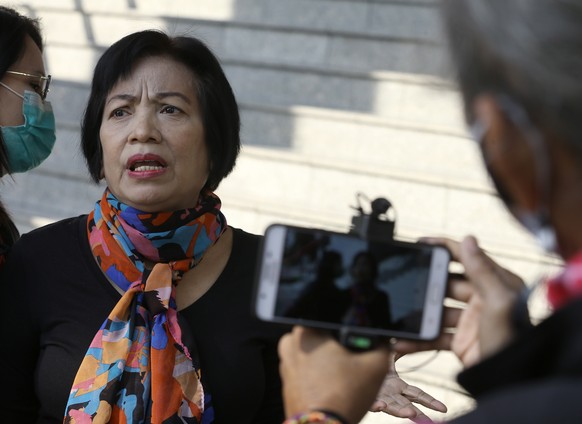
[
  {"xmin": 64, "ymin": 188, "xmax": 226, "ymax": 423},
  {"xmin": 547, "ymin": 250, "xmax": 582, "ymax": 310}
]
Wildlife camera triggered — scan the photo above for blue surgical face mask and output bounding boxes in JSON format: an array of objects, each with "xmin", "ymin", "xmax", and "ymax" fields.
[
  {"xmin": 469, "ymin": 96, "xmax": 557, "ymax": 254},
  {"xmin": 0, "ymin": 82, "xmax": 56, "ymax": 173}
]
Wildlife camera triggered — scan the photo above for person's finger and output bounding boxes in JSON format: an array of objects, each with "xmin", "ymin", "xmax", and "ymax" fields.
[
  {"xmin": 401, "ymin": 385, "xmax": 448, "ymax": 412},
  {"xmin": 447, "ymin": 278, "xmax": 473, "ymax": 303},
  {"xmin": 389, "ymin": 303, "xmax": 464, "ymax": 354},
  {"xmin": 279, "ymin": 325, "xmax": 322, "ymax": 358},
  {"xmin": 419, "ymin": 236, "xmax": 462, "ymax": 262},
  {"xmin": 458, "ymin": 236, "xmax": 526, "ymax": 359},
  {"xmin": 371, "ymin": 397, "xmax": 434, "ymax": 421},
  {"xmin": 430, "ymin": 236, "xmax": 524, "ymax": 297},
  {"xmin": 410, "ymin": 411, "xmax": 435, "ymax": 424},
  {"xmin": 277, "ymin": 330, "xmax": 293, "ymax": 357},
  {"xmin": 420, "ymin": 237, "xmax": 475, "ymax": 303},
  {"xmin": 294, "ymin": 325, "xmax": 336, "ymax": 353},
  {"xmin": 372, "ymin": 401, "xmax": 435, "ymax": 423},
  {"xmin": 440, "ymin": 306, "xmax": 463, "ymax": 329},
  {"xmin": 369, "ymin": 399, "xmax": 418, "ymax": 418},
  {"xmin": 460, "ymin": 236, "xmax": 523, "ymax": 299}
]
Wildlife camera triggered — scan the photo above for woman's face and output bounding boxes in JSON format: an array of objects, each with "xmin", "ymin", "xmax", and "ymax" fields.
[
  {"xmin": 100, "ymin": 56, "xmax": 209, "ymax": 212},
  {"xmin": 0, "ymin": 35, "xmax": 47, "ymax": 126}
]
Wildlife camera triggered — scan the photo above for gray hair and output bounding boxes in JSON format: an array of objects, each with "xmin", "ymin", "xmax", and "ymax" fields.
[{"xmin": 442, "ymin": 0, "xmax": 582, "ymax": 155}]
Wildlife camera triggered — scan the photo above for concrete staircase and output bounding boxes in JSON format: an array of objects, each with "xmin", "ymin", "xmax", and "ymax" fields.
[{"xmin": 2, "ymin": 1, "xmax": 560, "ymax": 422}]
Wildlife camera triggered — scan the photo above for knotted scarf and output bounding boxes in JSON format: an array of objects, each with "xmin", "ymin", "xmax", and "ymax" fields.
[
  {"xmin": 64, "ymin": 188, "xmax": 226, "ymax": 423},
  {"xmin": 547, "ymin": 250, "xmax": 582, "ymax": 310}
]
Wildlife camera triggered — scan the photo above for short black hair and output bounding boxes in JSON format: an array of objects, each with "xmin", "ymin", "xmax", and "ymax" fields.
[{"xmin": 81, "ymin": 29, "xmax": 241, "ymax": 191}]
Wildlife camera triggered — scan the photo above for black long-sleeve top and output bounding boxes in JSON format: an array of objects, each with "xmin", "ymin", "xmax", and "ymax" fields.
[{"xmin": 0, "ymin": 216, "xmax": 285, "ymax": 423}]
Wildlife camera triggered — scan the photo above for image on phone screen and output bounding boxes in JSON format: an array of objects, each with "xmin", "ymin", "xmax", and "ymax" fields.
[{"xmin": 255, "ymin": 224, "xmax": 450, "ymax": 340}]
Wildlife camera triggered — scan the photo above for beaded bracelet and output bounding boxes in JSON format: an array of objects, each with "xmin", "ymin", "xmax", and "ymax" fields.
[{"xmin": 283, "ymin": 410, "xmax": 349, "ymax": 424}]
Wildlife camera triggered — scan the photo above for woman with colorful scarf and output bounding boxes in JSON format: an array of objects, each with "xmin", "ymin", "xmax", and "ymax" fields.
[
  {"xmin": 0, "ymin": 29, "xmax": 282, "ymax": 424},
  {"xmin": 278, "ymin": 0, "xmax": 582, "ymax": 423},
  {"xmin": 0, "ymin": 29, "xmax": 445, "ymax": 424}
]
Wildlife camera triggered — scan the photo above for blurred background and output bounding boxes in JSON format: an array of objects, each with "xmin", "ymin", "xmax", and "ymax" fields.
[{"xmin": 3, "ymin": 1, "xmax": 562, "ymax": 422}]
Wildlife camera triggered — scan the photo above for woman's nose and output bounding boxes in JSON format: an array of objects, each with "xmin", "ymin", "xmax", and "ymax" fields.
[{"xmin": 129, "ymin": 111, "xmax": 161, "ymax": 143}]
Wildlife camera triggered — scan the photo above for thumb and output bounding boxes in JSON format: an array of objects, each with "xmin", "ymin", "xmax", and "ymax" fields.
[
  {"xmin": 459, "ymin": 236, "xmax": 504, "ymax": 299},
  {"xmin": 459, "ymin": 235, "xmax": 519, "ymax": 357}
]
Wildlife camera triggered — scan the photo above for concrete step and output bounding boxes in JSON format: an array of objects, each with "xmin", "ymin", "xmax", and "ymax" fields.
[
  {"xmin": 226, "ymin": 64, "xmax": 461, "ymax": 128},
  {"xmin": 36, "ymin": 6, "xmax": 450, "ymax": 80},
  {"xmin": 47, "ymin": 63, "xmax": 464, "ymax": 138},
  {"xmin": 216, "ymin": 145, "xmax": 540, "ymax": 255},
  {"xmin": 24, "ymin": 0, "xmax": 444, "ymax": 46},
  {"xmin": 239, "ymin": 103, "xmax": 479, "ymax": 187}
]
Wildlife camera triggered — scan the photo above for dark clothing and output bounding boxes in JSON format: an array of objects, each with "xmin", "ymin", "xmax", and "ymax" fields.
[
  {"xmin": 450, "ymin": 297, "xmax": 582, "ymax": 423},
  {"xmin": 285, "ymin": 281, "xmax": 350, "ymax": 323},
  {"xmin": 342, "ymin": 286, "xmax": 392, "ymax": 329},
  {"xmin": 0, "ymin": 200, "xmax": 20, "ymax": 267},
  {"xmin": 0, "ymin": 216, "xmax": 285, "ymax": 424},
  {"xmin": 284, "ymin": 283, "xmax": 392, "ymax": 329}
]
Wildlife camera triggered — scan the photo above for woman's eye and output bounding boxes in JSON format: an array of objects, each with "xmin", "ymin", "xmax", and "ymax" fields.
[
  {"xmin": 111, "ymin": 109, "xmax": 127, "ymax": 118},
  {"xmin": 161, "ymin": 105, "xmax": 179, "ymax": 114},
  {"xmin": 31, "ymin": 84, "xmax": 42, "ymax": 95}
]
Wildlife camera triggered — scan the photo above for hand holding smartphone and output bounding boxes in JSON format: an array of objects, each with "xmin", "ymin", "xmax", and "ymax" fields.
[{"xmin": 254, "ymin": 224, "xmax": 450, "ymax": 348}]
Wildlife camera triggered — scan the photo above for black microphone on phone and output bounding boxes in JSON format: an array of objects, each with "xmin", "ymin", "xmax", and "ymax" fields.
[{"xmin": 349, "ymin": 192, "xmax": 396, "ymax": 242}]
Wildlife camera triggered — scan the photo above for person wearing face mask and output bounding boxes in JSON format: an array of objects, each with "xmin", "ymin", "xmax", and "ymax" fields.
[
  {"xmin": 277, "ymin": 0, "xmax": 582, "ymax": 423},
  {"xmin": 0, "ymin": 6, "xmax": 56, "ymax": 260}
]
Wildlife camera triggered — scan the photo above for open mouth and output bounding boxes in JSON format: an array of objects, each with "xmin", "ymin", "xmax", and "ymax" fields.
[{"xmin": 129, "ymin": 160, "xmax": 166, "ymax": 172}]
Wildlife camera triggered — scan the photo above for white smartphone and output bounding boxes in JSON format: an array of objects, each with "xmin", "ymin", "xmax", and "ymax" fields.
[{"xmin": 254, "ymin": 224, "xmax": 450, "ymax": 345}]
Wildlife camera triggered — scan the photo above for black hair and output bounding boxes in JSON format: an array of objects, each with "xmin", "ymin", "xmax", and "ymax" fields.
[
  {"xmin": 442, "ymin": 0, "xmax": 582, "ymax": 158},
  {"xmin": 81, "ymin": 29, "xmax": 241, "ymax": 192},
  {"xmin": 0, "ymin": 6, "xmax": 44, "ymax": 176}
]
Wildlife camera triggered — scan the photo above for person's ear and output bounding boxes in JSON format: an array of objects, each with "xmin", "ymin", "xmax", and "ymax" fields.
[{"xmin": 473, "ymin": 94, "xmax": 540, "ymax": 211}]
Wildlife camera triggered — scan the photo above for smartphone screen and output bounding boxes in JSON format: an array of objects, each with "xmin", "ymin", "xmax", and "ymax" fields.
[{"xmin": 254, "ymin": 224, "xmax": 450, "ymax": 341}]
